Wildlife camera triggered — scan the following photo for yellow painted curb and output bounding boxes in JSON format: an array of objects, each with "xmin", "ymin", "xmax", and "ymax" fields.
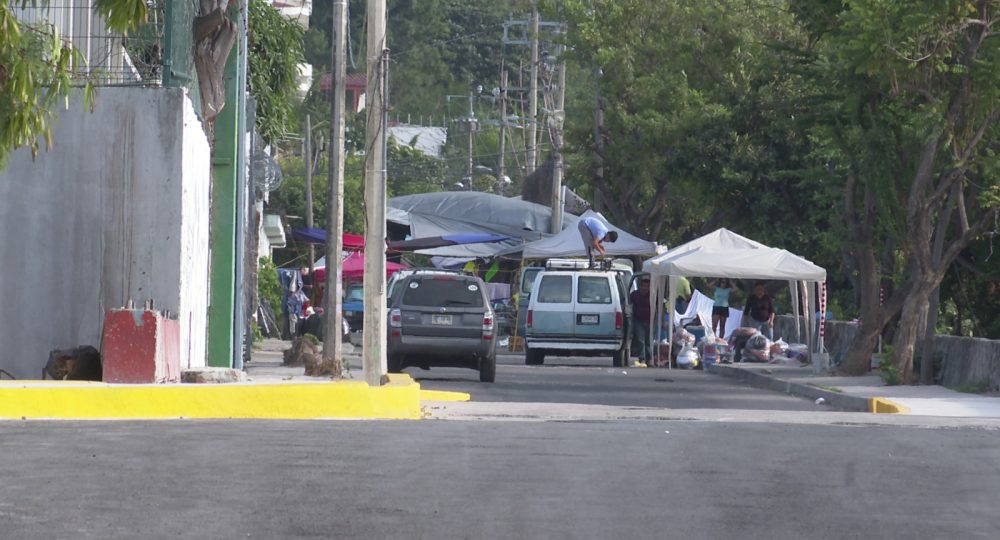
[
  {"xmin": 419, "ymin": 389, "xmax": 471, "ymax": 402},
  {"xmin": 869, "ymin": 397, "xmax": 910, "ymax": 414},
  {"xmin": 0, "ymin": 373, "xmax": 421, "ymax": 420}
]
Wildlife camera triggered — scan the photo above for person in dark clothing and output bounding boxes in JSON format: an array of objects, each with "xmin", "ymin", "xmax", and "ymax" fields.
[
  {"xmin": 743, "ymin": 282, "xmax": 775, "ymax": 339},
  {"xmin": 629, "ymin": 278, "xmax": 652, "ymax": 365}
]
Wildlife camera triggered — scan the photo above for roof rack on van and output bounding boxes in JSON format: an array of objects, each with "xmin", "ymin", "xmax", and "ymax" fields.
[
  {"xmin": 545, "ymin": 259, "xmax": 593, "ymax": 270},
  {"xmin": 397, "ymin": 267, "xmax": 470, "ymax": 275}
]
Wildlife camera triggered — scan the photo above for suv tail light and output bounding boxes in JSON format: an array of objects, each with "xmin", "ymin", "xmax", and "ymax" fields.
[
  {"xmin": 526, "ymin": 309, "xmax": 533, "ymax": 328},
  {"xmin": 615, "ymin": 311, "xmax": 623, "ymax": 330},
  {"xmin": 389, "ymin": 308, "xmax": 402, "ymax": 328},
  {"xmin": 482, "ymin": 312, "xmax": 494, "ymax": 340}
]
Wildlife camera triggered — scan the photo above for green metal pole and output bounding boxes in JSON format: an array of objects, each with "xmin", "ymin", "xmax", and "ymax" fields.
[{"xmin": 206, "ymin": 15, "xmax": 243, "ymax": 368}]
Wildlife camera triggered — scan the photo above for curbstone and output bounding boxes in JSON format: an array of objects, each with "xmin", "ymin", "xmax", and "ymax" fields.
[
  {"xmin": 0, "ymin": 373, "xmax": 423, "ymax": 420},
  {"xmin": 707, "ymin": 364, "xmax": 872, "ymax": 412}
]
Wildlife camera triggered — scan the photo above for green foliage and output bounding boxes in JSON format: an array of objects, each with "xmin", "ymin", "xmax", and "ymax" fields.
[
  {"xmin": 877, "ymin": 347, "xmax": 902, "ymax": 386},
  {"xmin": 248, "ymin": 0, "xmax": 306, "ymax": 144},
  {"xmin": 93, "ymin": 0, "xmax": 146, "ymax": 34},
  {"xmin": 258, "ymin": 257, "xmax": 284, "ymax": 315},
  {"xmin": 0, "ymin": 6, "xmax": 86, "ymax": 167},
  {"xmin": 308, "ymin": 0, "xmax": 517, "ymax": 118}
]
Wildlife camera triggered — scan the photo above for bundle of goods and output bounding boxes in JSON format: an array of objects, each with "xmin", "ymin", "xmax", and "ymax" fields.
[
  {"xmin": 742, "ymin": 333, "xmax": 771, "ymax": 363},
  {"xmin": 698, "ymin": 337, "xmax": 729, "ymax": 367},
  {"xmin": 728, "ymin": 327, "xmax": 759, "ymax": 363},
  {"xmin": 676, "ymin": 343, "xmax": 700, "ymax": 368}
]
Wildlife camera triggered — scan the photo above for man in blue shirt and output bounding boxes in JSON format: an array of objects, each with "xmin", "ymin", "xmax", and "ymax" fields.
[{"xmin": 577, "ymin": 216, "xmax": 619, "ymax": 266}]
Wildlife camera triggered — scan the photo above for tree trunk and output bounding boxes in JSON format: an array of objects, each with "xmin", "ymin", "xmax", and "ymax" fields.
[
  {"xmin": 838, "ymin": 242, "xmax": 881, "ymax": 375},
  {"xmin": 892, "ymin": 282, "xmax": 934, "ymax": 383},
  {"xmin": 918, "ymin": 285, "xmax": 940, "ymax": 384}
]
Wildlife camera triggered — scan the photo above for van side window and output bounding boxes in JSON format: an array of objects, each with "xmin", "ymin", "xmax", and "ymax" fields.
[
  {"xmin": 578, "ymin": 276, "xmax": 612, "ymax": 304},
  {"xmin": 536, "ymin": 275, "xmax": 573, "ymax": 303},
  {"xmin": 521, "ymin": 268, "xmax": 542, "ymax": 294}
]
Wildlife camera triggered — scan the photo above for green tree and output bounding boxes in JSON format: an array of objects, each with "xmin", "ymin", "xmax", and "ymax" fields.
[
  {"xmin": 561, "ymin": 0, "xmax": 820, "ymax": 247},
  {"xmin": 795, "ymin": 0, "xmax": 1000, "ymax": 381},
  {"xmin": 248, "ymin": 0, "xmax": 306, "ymax": 144}
]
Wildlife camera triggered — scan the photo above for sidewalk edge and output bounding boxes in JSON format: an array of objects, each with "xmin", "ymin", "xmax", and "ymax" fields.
[{"xmin": 707, "ymin": 364, "xmax": 872, "ymax": 413}]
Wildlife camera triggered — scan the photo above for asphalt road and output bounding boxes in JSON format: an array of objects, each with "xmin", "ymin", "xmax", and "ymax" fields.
[
  {"xmin": 2, "ymin": 419, "xmax": 998, "ymax": 540},
  {"xmin": 6, "ymin": 347, "xmax": 999, "ymax": 539},
  {"xmin": 409, "ymin": 353, "xmax": 822, "ymax": 411}
]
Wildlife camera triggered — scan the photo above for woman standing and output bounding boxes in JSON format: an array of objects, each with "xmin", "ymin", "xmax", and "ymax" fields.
[{"xmin": 711, "ymin": 278, "xmax": 733, "ymax": 338}]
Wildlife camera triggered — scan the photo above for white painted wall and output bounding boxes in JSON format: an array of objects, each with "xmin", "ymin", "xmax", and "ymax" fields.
[{"xmin": 0, "ymin": 87, "xmax": 211, "ymax": 379}]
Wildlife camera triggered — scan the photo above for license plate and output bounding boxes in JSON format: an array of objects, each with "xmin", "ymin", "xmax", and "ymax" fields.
[
  {"xmin": 431, "ymin": 314, "xmax": 453, "ymax": 325},
  {"xmin": 579, "ymin": 314, "xmax": 599, "ymax": 325}
]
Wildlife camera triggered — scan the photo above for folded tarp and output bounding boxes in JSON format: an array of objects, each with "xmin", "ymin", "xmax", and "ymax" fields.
[{"xmin": 387, "ymin": 233, "xmax": 511, "ymax": 251}]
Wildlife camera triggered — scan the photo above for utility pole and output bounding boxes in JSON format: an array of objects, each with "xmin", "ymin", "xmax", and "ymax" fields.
[
  {"xmin": 467, "ymin": 94, "xmax": 475, "ymax": 190},
  {"xmin": 526, "ymin": 0, "xmax": 539, "ymax": 174},
  {"xmin": 497, "ymin": 69, "xmax": 507, "ymax": 193},
  {"xmin": 593, "ymin": 70, "xmax": 604, "ymax": 214},
  {"xmin": 322, "ymin": 0, "xmax": 348, "ymax": 372},
  {"xmin": 363, "ymin": 0, "xmax": 388, "ymax": 386},
  {"xmin": 549, "ymin": 47, "xmax": 567, "ymax": 234},
  {"xmin": 304, "ymin": 114, "xmax": 315, "ymax": 292}
]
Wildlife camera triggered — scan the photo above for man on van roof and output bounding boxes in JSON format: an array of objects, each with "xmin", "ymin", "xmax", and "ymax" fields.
[{"xmin": 578, "ymin": 216, "xmax": 619, "ymax": 267}]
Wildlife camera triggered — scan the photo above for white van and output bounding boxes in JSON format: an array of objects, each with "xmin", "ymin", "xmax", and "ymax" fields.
[{"xmin": 523, "ymin": 259, "xmax": 635, "ymax": 367}]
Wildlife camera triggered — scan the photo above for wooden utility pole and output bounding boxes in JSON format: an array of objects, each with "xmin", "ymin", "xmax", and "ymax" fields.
[
  {"xmin": 549, "ymin": 49, "xmax": 567, "ymax": 234},
  {"xmin": 322, "ymin": 0, "xmax": 348, "ymax": 373},
  {"xmin": 526, "ymin": 0, "xmax": 539, "ymax": 174},
  {"xmin": 497, "ymin": 69, "xmax": 508, "ymax": 193},
  {"xmin": 363, "ymin": 0, "xmax": 389, "ymax": 386},
  {"xmin": 466, "ymin": 94, "xmax": 475, "ymax": 190},
  {"xmin": 304, "ymin": 114, "xmax": 315, "ymax": 294},
  {"xmin": 593, "ymin": 71, "xmax": 605, "ymax": 214}
]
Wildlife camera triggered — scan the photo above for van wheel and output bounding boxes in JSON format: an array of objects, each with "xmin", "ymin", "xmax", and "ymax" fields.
[
  {"xmin": 525, "ymin": 348, "xmax": 545, "ymax": 365},
  {"xmin": 612, "ymin": 348, "xmax": 627, "ymax": 367},
  {"xmin": 479, "ymin": 353, "xmax": 496, "ymax": 383}
]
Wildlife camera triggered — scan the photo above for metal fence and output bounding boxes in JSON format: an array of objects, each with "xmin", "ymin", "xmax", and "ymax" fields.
[{"xmin": 9, "ymin": 0, "xmax": 165, "ymax": 86}]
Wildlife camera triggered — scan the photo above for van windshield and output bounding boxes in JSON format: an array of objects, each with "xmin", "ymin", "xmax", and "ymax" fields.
[
  {"xmin": 536, "ymin": 275, "xmax": 573, "ymax": 303},
  {"xmin": 403, "ymin": 278, "xmax": 484, "ymax": 307}
]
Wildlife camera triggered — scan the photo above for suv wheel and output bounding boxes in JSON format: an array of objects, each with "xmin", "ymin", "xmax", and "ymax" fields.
[
  {"xmin": 525, "ymin": 347, "xmax": 545, "ymax": 365},
  {"xmin": 388, "ymin": 354, "xmax": 403, "ymax": 373},
  {"xmin": 479, "ymin": 353, "xmax": 496, "ymax": 383}
]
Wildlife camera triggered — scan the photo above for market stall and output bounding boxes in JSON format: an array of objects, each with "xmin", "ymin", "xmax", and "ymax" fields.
[{"xmin": 642, "ymin": 229, "xmax": 827, "ymax": 370}]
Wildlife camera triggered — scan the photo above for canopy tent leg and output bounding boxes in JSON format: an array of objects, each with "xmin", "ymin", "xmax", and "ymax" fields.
[
  {"xmin": 667, "ymin": 275, "xmax": 678, "ymax": 370},
  {"xmin": 789, "ymin": 279, "xmax": 800, "ymax": 344},
  {"xmin": 651, "ymin": 276, "xmax": 665, "ymax": 367}
]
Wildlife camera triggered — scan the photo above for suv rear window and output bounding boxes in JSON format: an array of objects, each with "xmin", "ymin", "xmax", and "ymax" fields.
[
  {"xmin": 578, "ymin": 276, "xmax": 612, "ymax": 304},
  {"xmin": 536, "ymin": 275, "xmax": 573, "ymax": 303},
  {"xmin": 402, "ymin": 278, "xmax": 484, "ymax": 307}
]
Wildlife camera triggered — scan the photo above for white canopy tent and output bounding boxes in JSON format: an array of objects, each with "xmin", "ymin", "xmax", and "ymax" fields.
[
  {"xmin": 522, "ymin": 210, "xmax": 658, "ymax": 259},
  {"xmin": 642, "ymin": 229, "xmax": 827, "ymax": 371}
]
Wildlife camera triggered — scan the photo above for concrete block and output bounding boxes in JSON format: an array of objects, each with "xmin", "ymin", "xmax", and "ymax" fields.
[
  {"xmin": 181, "ymin": 368, "xmax": 247, "ymax": 384},
  {"xmin": 101, "ymin": 309, "xmax": 180, "ymax": 383}
]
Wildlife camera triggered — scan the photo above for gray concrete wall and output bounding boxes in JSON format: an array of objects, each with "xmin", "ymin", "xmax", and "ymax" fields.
[
  {"xmin": 0, "ymin": 87, "xmax": 211, "ymax": 379},
  {"xmin": 775, "ymin": 315, "xmax": 1000, "ymax": 390}
]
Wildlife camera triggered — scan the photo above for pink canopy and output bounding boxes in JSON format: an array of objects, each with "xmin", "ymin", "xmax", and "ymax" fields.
[{"xmin": 314, "ymin": 251, "xmax": 407, "ymax": 282}]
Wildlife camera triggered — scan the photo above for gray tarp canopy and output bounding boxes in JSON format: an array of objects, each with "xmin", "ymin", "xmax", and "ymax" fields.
[
  {"xmin": 521, "ymin": 210, "xmax": 657, "ymax": 259},
  {"xmin": 641, "ymin": 228, "xmax": 828, "ymax": 370},
  {"xmin": 387, "ymin": 191, "xmax": 578, "ymax": 258}
]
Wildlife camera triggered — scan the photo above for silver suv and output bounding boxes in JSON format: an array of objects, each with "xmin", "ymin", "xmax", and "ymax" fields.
[{"xmin": 387, "ymin": 273, "xmax": 497, "ymax": 382}]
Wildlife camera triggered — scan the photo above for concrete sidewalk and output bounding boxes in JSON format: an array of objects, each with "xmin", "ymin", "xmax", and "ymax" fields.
[{"xmin": 708, "ymin": 362, "xmax": 1000, "ymax": 417}]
